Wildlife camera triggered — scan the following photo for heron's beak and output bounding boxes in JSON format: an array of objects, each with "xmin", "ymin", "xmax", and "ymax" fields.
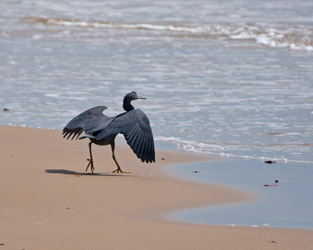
[{"xmin": 136, "ymin": 96, "xmax": 146, "ymax": 100}]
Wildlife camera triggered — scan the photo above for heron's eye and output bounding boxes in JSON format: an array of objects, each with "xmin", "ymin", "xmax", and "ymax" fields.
[{"xmin": 132, "ymin": 91, "xmax": 137, "ymax": 96}]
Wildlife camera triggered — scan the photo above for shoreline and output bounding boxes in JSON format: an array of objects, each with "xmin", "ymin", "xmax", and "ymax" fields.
[
  {"xmin": 0, "ymin": 126, "xmax": 312, "ymax": 250},
  {"xmin": 167, "ymin": 157, "xmax": 313, "ymax": 229}
]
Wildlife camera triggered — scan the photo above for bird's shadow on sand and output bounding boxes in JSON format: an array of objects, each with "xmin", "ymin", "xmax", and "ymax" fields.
[{"xmin": 45, "ymin": 169, "xmax": 134, "ymax": 177}]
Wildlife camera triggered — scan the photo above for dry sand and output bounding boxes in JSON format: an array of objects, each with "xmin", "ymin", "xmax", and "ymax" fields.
[{"xmin": 0, "ymin": 126, "xmax": 312, "ymax": 250}]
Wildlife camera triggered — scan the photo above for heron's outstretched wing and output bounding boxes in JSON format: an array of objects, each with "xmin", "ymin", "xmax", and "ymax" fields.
[
  {"xmin": 96, "ymin": 109, "xmax": 155, "ymax": 163},
  {"xmin": 62, "ymin": 106, "xmax": 112, "ymax": 140}
]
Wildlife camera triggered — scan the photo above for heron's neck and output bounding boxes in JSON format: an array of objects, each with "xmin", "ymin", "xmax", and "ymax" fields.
[{"xmin": 123, "ymin": 98, "xmax": 134, "ymax": 112}]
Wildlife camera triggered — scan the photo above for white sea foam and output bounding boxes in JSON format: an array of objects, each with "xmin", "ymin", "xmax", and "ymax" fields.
[
  {"xmin": 155, "ymin": 136, "xmax": 225, "ymax": 153},
  {"xmin": 26, "ymin": 17, "xmax": 313, "ymax": 52},
  {"xmin": 155, "ymin": 136, "xmax": 313, "ymax": 164}
]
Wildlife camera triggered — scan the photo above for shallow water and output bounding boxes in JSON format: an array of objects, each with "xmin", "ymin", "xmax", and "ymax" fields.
[
  {"xmin": 1, "ymin": 0, "xmax": 313, "ymax": 228},
  {"xmin": 169, "ymin": 159, "xmax": 313, "ymax": 229}
]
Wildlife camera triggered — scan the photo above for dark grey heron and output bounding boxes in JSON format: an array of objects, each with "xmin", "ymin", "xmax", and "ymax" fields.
[{"xmin": 62, "ymin": 91, "xmax": 155, "ymax": 174}]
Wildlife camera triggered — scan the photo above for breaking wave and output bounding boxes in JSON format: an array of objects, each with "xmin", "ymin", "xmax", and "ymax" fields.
[
  {"xmin": 25, "ymin": 16, "xmax": 313, "ymax": 51},
  {"xmin": 155, "ymin": 136, "xmax": 313, "ymax": 164}
]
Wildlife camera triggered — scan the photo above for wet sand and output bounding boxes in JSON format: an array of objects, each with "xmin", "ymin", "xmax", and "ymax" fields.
[{"xmin": 0, "ymin": 126, "xmax": 312, "ymax": 250}]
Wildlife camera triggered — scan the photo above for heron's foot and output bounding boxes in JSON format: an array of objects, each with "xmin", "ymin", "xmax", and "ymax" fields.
[
  {"xmin": 86, "ymin": 158, "xmax": 95, "ymax": 174},
  {"xmin": 112, "ymin": 167, "xmax": 131, "ymax": 174}
]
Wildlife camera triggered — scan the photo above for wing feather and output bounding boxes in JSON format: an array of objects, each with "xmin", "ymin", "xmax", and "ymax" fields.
[
  {"xmin": 145, "ymin": 134, "xmax": 151, "ymax": 163},
  {"xmin": 139, "ymin": 133, "xmax": 146, "ymax": 162},
  {"xmin": 143, "ymin": 133, "xmax": 150, "ymax": 162},
  {"xmin": 126, "ymin": 127, "xmax": 137, "ymax": 142},
  {"xmin": 95, "ymin": 109, "xmax": 155, "ymax": 163},
  {"xmin": 62, "ymin": 106, "xmax": 112, "ymax": 140},
  {"xmin": 150, "ymin": 134, "xmax": 155, "ymax": 162},
  {"xmin": 147, "ymin": 133, "xmax": 153, "ymax": 162},
  {"xmin": 144, "ymin": 133, "xmax": 150, "ymax": 162},
  {"xmin": 136, "ymin": 129, "xmax": 144, "ymax": 155},
  {"xmin": 137, "ymin": 132, "xmax": 145, "ymax": 159},
  {"xmin": 126, "ymin": 126, "xmax": 138, "ymax": 150}
]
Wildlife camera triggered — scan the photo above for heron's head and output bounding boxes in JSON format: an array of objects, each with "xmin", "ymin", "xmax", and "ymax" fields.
[
  {"xmin": 125, "ymin": 91, "xmax": 146, "ymax": 101},
  {"xmin": 123, "ymin": 91, "xmax": 146, "ymax": 112}
]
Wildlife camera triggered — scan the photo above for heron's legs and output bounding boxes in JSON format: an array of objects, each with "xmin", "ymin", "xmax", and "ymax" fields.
[
  {"xmin": 86, "ymin": 142, "xmax": 95, "ymax": 174},
  {"xmin": 111, "ymin": 141, "xmax": 129, "ymax": 173}
]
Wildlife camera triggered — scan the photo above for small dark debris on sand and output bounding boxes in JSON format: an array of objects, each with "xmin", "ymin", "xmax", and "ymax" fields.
[
  {"xmin": 264, "ymin": 180, "xmax": 279, "ymax": 187},
  {"xmin": 191, "ymin": 170, "xmax": 200, "ymax": 174},
  {"xmin": 264, "ymin": 160, "xmax": 276, "ymax": 164},
  {"xmin": 2, "ymin": 108, "xmax": 10, "ymax": 112}
]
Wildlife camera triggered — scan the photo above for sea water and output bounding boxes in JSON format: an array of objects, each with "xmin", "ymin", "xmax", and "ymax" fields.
[
  {"xmin": 169, "ymin": 159, "xmax": 313, "ymax": 229},
  {"xmin": 1, "ymin": 0, "xmax": 313, "ymax": 228}
]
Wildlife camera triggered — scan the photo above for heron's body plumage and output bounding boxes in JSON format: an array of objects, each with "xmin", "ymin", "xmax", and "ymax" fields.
[{"xmin": 62, "ymin": 92, "xmax": 155, "ymax": 173}]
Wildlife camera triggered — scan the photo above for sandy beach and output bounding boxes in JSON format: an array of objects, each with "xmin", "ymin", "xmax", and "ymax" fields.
[{"xmin": 0, "ymin": 126, "xmax": 312, "ymax": 250}]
